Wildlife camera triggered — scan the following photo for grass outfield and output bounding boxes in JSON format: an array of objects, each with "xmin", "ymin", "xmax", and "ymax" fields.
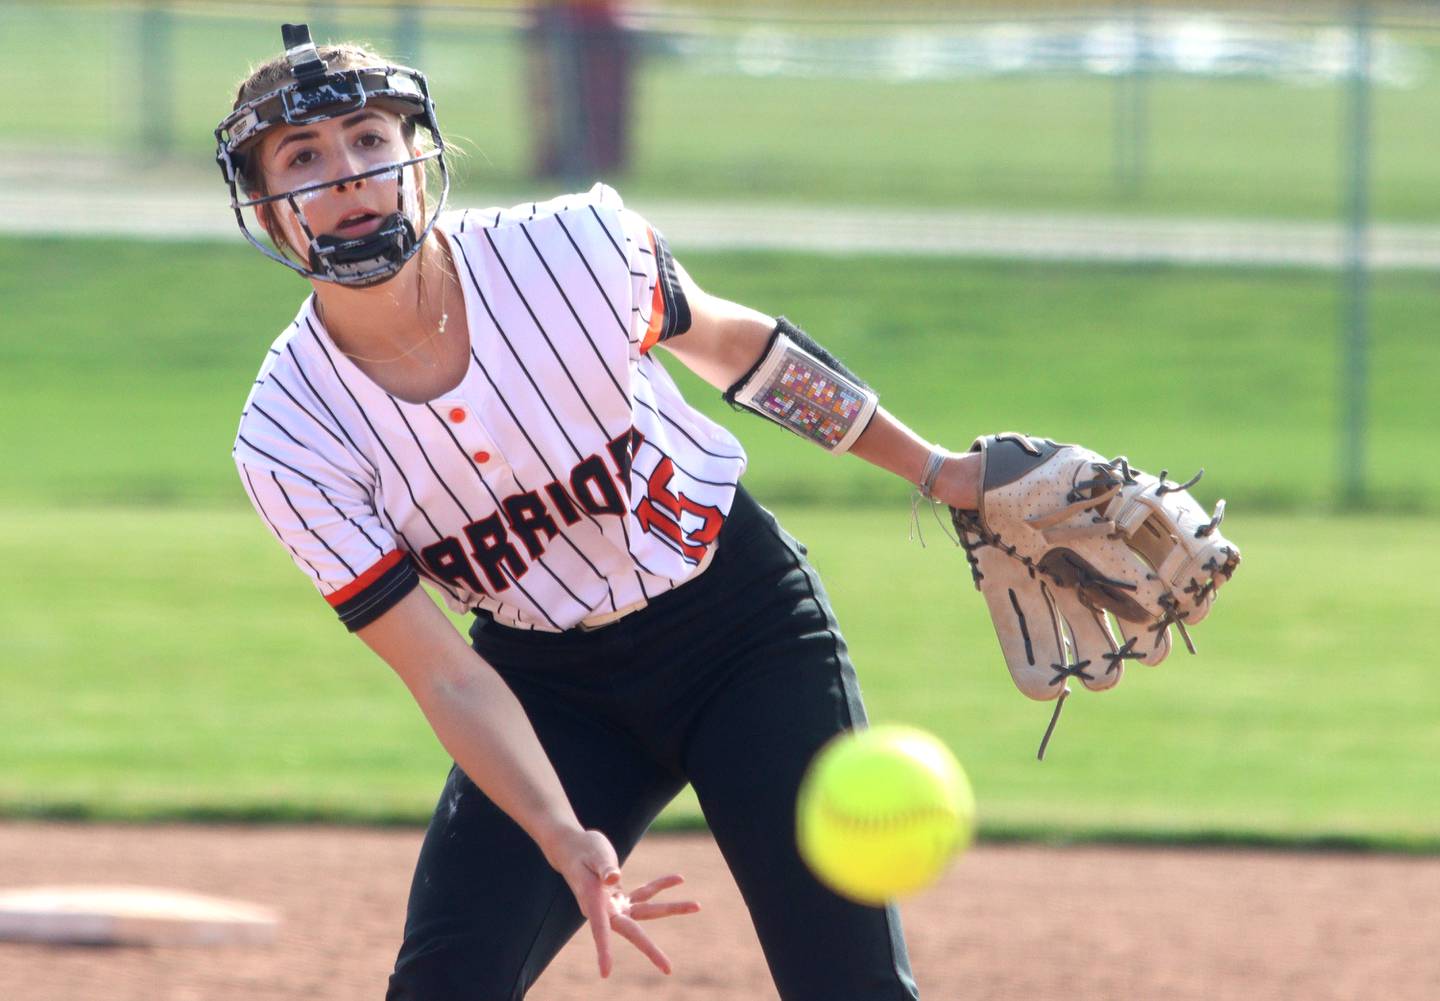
[
  {"xmin": 2, "ymin": 237, "xmax": 1437, "ymax": 512},
  {"xmin": 2, "ymin": 504, "xmax": 1437, "ymax": 850},
  {"xmin": 3, "ymin": 3, "xmax": 1440, "ymax": 220},
  {"xmin": 3, "ymin": 235, "xmax": 1436, "ymax": 847}
]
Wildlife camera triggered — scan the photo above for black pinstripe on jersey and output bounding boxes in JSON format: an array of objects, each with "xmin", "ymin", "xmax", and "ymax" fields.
[{"xmin": 234, "ymin": 185, "xmax": 746, "ymax": 632}]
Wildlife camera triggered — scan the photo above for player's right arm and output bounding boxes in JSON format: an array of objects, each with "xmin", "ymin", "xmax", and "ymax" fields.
[
  {"xmin": 359, "ymin": 589, "xmax": 629, "ymax": 976},
  {"xmin": 233, "ymin": 381, "xmax": 592, "ymax": 860},
  {"xmin": 234, "ymin": 352, "xmax": 696, "ymax": 976},
  {"xmin": 358, "ymin": 586, "xmax": 588, "ymax": 865},
  {"xmin": 357, "ymin": 588, "xmax": 697, "ymax": 978},
  {"xmin": 233, "ymin": 432, "xmax": 693, "ymax": 978}
]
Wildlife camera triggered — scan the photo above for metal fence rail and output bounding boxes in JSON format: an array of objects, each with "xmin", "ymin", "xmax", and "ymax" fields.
[{"xmin": 8, "ymin": 187, "xmax": 1440, "ymax": 271}]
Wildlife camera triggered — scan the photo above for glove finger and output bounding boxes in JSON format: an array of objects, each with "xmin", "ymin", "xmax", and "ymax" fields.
[
  {"xmin": 973, "ymin": 550, "xmax": 1068, "ymax": 701},
  {"xmin": 1104, "ymin": 474, "xmax": 1242, "ymax": 627},
  {"xmin": 1048, "ymin": 587, "xmax": 1124, "ymax": 692},
  {"xmin": 1117, "ymin": 613, "xmax": 1172, "ymax": 666},
  {"xmin": 1173, "ymin": 537, "xmax": 1241, "ymax": 625}
]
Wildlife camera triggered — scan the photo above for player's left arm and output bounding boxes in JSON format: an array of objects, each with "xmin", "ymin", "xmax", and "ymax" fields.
[{"xmin": 659, "ymin": 264, "xmax": 980, "ymax": 511}]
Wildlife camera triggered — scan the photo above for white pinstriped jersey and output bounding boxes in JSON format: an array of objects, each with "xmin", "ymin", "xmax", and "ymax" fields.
[{"xmin": 233, "ymin": 184, "xmax": 747, "ymax": 632}]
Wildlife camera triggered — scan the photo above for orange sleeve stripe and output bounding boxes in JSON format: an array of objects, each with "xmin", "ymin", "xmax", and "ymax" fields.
[
  {"xmin": 325, "ymin": 549, "xmax": 408, "ymax": 607},
  {"xmin": 640, "ymin": 227, "xmax": 666, "ymax": 354}
]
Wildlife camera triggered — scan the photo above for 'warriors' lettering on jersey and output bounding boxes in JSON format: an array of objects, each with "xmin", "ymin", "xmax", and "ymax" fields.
[
  {"xmin": 415, "ymin": 436, "xmax": 635, "ymax": 595},
  {"xmin": 234, "ymin": 184, "xmax": 747, "ymax": 632}
]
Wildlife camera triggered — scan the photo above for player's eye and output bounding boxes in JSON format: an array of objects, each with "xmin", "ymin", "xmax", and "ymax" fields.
[
  {"xmin": 357, "ymin": 132, "xmax": 386, "ymax": 149},
  {"xmin": 287, "ymin": 148, "xmax": 316, "ymax": 168}
]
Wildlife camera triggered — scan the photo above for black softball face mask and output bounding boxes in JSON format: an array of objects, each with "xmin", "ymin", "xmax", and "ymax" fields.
[{"xmin": 214, "ymin": 23, "xmax": 450, "ymax": 288}]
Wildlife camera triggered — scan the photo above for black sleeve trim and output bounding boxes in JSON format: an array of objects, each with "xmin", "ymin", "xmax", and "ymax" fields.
[
  {"xmin": 335, "ymin": 557, "xmax": 420, "ymax": 632},
  {"xmin": 651, "ymin": 227, "xmax": 692, "ymax": 342}
]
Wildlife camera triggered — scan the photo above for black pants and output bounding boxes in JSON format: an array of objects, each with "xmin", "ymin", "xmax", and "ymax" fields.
[{"xmin": 385, "ymin": 487, "xmax": 919, "ymax": 1001}]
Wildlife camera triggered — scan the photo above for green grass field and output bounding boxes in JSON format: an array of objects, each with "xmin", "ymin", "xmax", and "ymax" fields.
[
  {"xmin": 2, "ymin": 504, "xmax": 1437, "ymax": 850},
  {"xmin": 2, "ymin": 233, "xmax": 1436, "ymax": 848},
  {"xmin": 4, "ymin": 3, "xmax": 1440, "ymax": 219},
  {"xmin": 3, "ymin": 237, "xmax": 1436, "ymax": 512}
]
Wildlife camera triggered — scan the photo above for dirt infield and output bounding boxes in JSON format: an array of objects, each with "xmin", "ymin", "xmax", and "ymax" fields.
[{"xmin": 2, "ymin": 821, "xmax": 1437, "ymax": 1000}]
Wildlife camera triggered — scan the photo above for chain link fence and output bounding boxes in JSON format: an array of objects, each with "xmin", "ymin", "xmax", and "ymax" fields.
[
  {"xmin": 3, "ymin": 0, "xmax": 1438, "ymax": 507},
  {"xmin": 5, "ymin": 1, "xmax": 1437, "ymax": 217}
]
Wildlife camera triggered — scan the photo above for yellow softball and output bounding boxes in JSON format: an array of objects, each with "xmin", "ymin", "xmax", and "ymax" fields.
[{"xmin": 795, "ymin": 725, "xmax": 975, "ymax": 906}]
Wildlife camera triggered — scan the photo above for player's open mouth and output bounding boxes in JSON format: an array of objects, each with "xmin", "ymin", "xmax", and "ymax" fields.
[{"xmin": 334, "ymin": 211, "xmax": 384, "ymax": 236}]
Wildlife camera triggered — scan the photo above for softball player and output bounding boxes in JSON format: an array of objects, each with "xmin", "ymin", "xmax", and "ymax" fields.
[{"xmin": 219, "ymin": 25, "xmax": 981, "ymax": 1000}]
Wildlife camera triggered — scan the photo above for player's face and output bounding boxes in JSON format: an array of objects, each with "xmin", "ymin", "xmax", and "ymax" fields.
[{"xmin": 256, "ymin": 109, "xmax": 417, "ymax": 252}]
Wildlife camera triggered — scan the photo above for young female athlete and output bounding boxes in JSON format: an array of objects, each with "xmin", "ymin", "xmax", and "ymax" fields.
[{"xmin": 219, "ymin": 24, "xmax": 981, "ymax": 1000}]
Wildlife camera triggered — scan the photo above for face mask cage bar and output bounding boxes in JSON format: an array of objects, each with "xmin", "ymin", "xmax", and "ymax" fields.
[{"xmin": 214, "ymin": 40, "xmax": 450, "ymax": 287}]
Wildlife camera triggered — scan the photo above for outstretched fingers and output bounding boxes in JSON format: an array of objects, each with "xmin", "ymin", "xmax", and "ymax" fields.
[
  {"xmin": 611, "ymin": 913, "xmax": 673, "ymax": 975},
  {"xmin": 628, "ymin": 873, "xmax": 685, "ymax": 904},
  {"xmin": 623, "ymin": 872, "xmax": 700, "ymax": 921},
  {"xmin": 629, "ymin": 898, "xmax": 701, "ymax": 921},
  {"xmin": 585, "ymin": 864, "xmax": 621, "ymax": 978}
]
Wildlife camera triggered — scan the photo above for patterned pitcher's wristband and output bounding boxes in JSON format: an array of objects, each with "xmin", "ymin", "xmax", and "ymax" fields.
[{"xmin": 724, "ymin": 321, "xmax": 879, "ymax": 454}]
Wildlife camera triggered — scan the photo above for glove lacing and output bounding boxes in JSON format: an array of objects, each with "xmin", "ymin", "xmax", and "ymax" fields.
[{"xmin": 921, "ymin": 453, "xmax": 1228, "ymax": 762}]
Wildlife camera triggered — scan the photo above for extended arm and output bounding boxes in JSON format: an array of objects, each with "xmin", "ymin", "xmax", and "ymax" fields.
[
  {"xmin": 658, "ymin": 269, "xmax": 980, "ymax": 511},
  {"xmin": 358, "ymin": 588, "xmax": 583, "ymax": 858},
  {"xmin": 357, "ymin": 589, "xmax": 695, "ymax": 977}
]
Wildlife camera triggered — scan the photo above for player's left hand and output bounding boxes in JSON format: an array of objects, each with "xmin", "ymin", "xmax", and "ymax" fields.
[{"xmin": 948, "ymin": 432, "xmax": 1240, "ymax": 756}]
